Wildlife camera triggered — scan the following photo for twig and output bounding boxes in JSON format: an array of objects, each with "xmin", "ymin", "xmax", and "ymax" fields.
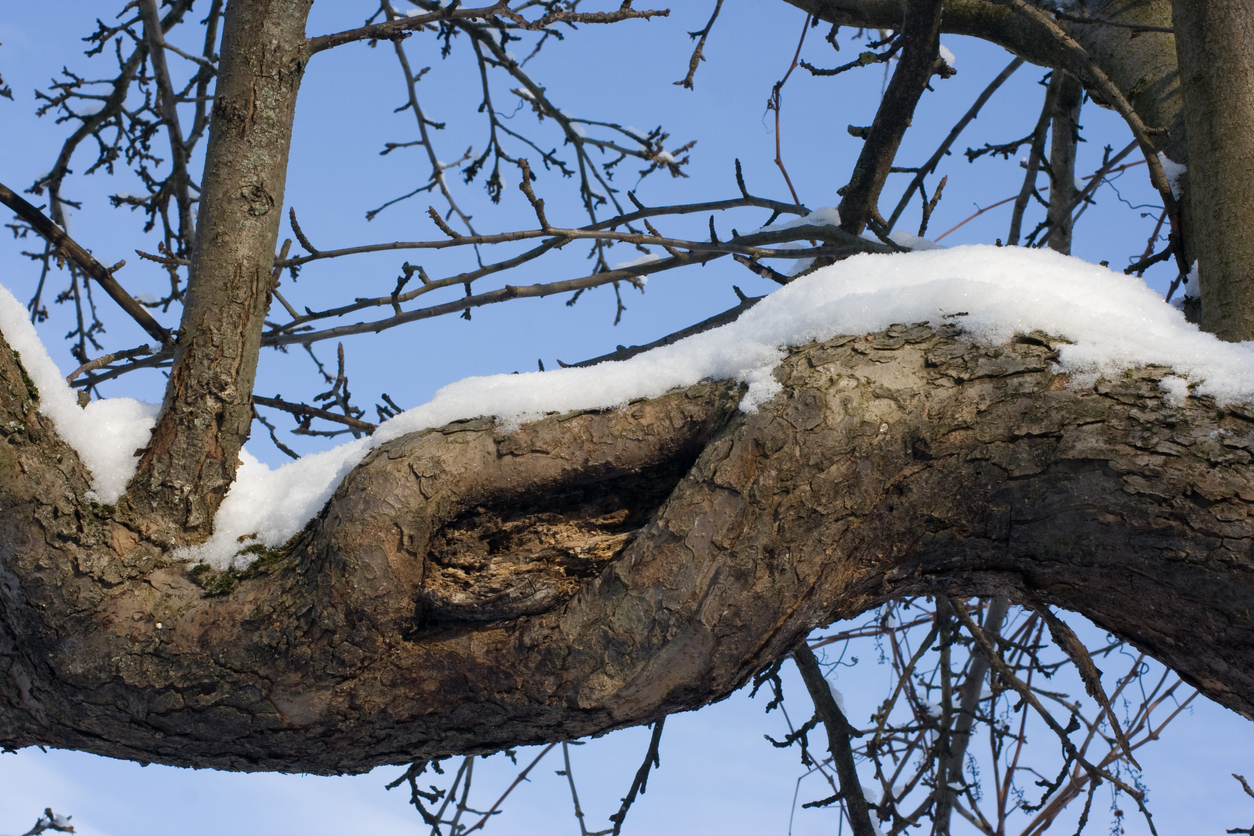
[
  {"xmin": 66, "ymin": 344, "xmax": 155, "ymax": 383},
  {"xmin": 1033, "ymin": 604, "xmax": 1140, "ymax": 768},
  {"xmin": 886, "ymin": 56, "xmax": 1024, "ymax": 231},
  {"xmin": 934, "ymin": 195, "xmax": 1016, "ymax": 242},
  {"xmin": 252, "ymin": 395, "xmax": 379, "ymax": 433},
  {"xmin": 463, "ymin": 742, "xmax": 558, "ymax": 834},
  {"xmin": 307, "ymin": 3, "xmax": 669, "ymax": 55},
  {"xmin": 563, "ymin": 290, "xmax": 762, "ymax": 367},
  {"xmin": 837, "ymin": 0, "xmax": 947, "ymax": 236},
  {"xmin": 988, "ymin": 0, "xmax": 1184, "ymax": 273},
  {"xmin": 609, "ymin": 720, "xmax": 665, "ymax": 835},
  {"xmin": 766, "ymin": 14, "xmax": 813, "ymax": 206},
  {"xmin": 1008, "ymin": 73, "xmax": 1058, "ymax": 246},
  {"xmin": 675, "ymin": 0, "xmax": 725, "ymax": 89}
]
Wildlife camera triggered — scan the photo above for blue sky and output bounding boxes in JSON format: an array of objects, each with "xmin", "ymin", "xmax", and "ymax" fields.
[{"xmin": 1, "ymin": 3, "xmax": 1249, "ymax": 835}]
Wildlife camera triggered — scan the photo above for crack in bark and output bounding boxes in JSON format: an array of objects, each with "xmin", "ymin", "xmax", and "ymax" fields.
[{"xmin": 2, "ymin": 325, "xmax": 1254, "ymax": 773}]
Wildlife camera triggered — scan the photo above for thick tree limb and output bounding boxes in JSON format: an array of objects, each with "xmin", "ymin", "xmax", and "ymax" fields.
[{"xmin": 4, "ymin": 322, "xmax": 1254, "ymax": 773}]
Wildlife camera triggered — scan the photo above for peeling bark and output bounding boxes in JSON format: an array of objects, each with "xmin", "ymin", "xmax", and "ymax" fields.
[{"xmin": 4, "ymin": 322, "xmax": 1254, "ymax": 773}]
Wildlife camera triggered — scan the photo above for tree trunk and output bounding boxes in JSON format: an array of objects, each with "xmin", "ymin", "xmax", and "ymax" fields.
[
  {"xmin": 127, "ymin": 0, "xmax": 312, "ymax": 542},
  {"xmin": 4, "ymin": 322, "xmax": 1254, "ymax": 774},
  {"xmin": 1171, "ymin": 0, "xmax": 1254, "ymax": 341}
]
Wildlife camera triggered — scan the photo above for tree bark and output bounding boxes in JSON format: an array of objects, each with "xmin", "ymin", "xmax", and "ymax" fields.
[
  {"xmin": 1171, "ymin": 0, "xmax": 1254, "ymax": 341},
  {"xmin": 4, "ymin": 321, "xmax": 1254, "ymax": 774},
  {"xmin": 127, "ymin": 0, "xmax": 312, "ymax": 542}
]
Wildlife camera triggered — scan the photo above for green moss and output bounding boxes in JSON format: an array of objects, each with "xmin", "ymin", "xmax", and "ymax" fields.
[
  {"xmin": 88, "ymin": 499, "xmax": 117, "ymax": 517},
  {"xmin": 11, "ymin": 351, "xmax": 39, "ymax": 403},
  {"xmin": 188, "ymin": 541, "xmax": 290, "ymax": 596},
  {"xmin": 189, "ymin": 563, "xmax": 238, "ymax": 595}
]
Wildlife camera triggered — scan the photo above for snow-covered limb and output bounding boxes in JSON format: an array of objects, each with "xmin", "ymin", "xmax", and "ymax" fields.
[
  {"xmin": 4, "ymin": 246, "xmax": 1254, "ymax": 772},
  {"xmin": 8, "ymin": 245, "xmax": 1254, "ymax": 570}
]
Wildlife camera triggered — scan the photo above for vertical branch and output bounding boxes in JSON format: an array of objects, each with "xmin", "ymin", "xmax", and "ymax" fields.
[
  {"xmin": 1171, "ymin": 0, "xmax": 1254, "ymax": 340},
  {"xmin": 793, "ymin": 642, "xmax": 878, "ymax": 836},
  {"xmin": 1007, "ymin": 76, "xmax": 1057, "ymax": 247},
  {"xmin": 1045, "ymin": 71, "xmax": 1083, "ymax": 254},
  {"xmin": 886, "ymin": 56, "xmax": 1024, "ymax": 232},
  {"xmin": 766, "ymin": 14, "xmax": 812, "ymax": 206},
  {"xmin": 128, "ymin": 0, "xmax": 314, "ymax": 540},
  {"xmin": 139, "ymin": 0, "xmax": 197, "ymax": 257},
  {"xmin": 675, "ymin": 0, "xmax": 725, "ymax": 89},
  {"xmin": 837, "ymin": 0, "xmax": 946, "ymax": 236},
  {"xmin": 933, "ymin": 596, "xmax": 1010, "ymax": 834}
]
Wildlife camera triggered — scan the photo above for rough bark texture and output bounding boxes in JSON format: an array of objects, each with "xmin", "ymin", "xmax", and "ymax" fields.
[
  {"xmin": 1171, "ymin": 0, "xmax": 1254, "ymax": 341},
  {"xmin": 4, "ymin": 321, "xmax": 1254, "ymax": 774},
  {"xmin": 127, "ymin": 0, "xmax": 312, "ymax": 542}
]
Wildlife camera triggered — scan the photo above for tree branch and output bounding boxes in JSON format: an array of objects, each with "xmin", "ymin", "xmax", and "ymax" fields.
[{"xmin": 0, "ymin": 180, "xmax": 173, "ymax": 346}]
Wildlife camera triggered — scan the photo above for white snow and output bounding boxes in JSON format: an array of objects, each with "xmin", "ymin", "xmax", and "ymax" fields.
[
  {"xmin": 614, "ymin": 252, "xmax": 662, "ymax": 283},
  {"xmin": 613, "ymin": 253, "xmax": 662, "ymax": 271},
  {"xmin": 888, "ymin": 231, "xmax": 946, "ymax": 251},
  {"xmin": 656, "ymin": 150, "xmax": 675, "ymax": 163},
  {"xmin": 1185, "ymin": 259, "xmax": 1200, "ymax": 299},
  {"xmin": 1157, "ymin": 152, "xmax": 1187, "ymax": 199},
  {"xmin": 939, "ymin": 44, "xmax": 956, "ymax": 69},
  {"xmin": 0, "ymin": 284, "xmax": 158, "ymax": 504},
  {"xmin": 6, "ymin": 245, "xmax": 1254, "ymax": 570},
  {"xmin": 828, "ymin": 682, "xmax": 846, "ymax": 713},
  {"xmin": 754, "ymin": 207, "xmax": 844, "ymax": 276},
  {"xmin": 1159, "ymin": 375, "xmax": 1190, "ymax": 407},
  {"xmin": 757, "ymin": 205, "xmax": 841, "ymax": 234}
]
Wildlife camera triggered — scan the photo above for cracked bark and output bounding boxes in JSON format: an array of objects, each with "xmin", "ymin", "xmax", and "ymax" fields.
[{"xmin": 4, "ymin": 321, "xmax": 1254, "ymax": 773}]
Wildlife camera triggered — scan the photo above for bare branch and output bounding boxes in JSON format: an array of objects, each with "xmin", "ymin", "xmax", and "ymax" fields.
[{"xmin": 0, "ymin": 180, "xmax": 173, "ymax": 346}]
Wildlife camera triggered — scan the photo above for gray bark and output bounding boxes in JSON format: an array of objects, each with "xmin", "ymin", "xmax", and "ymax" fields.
[
  {"xmin": 1171, "ymin": 0, "xmax": 1254, "ymax": 341},
  {"xmin": 4, "ymin": 322, "xmax": 1254, "ymax": 773}
]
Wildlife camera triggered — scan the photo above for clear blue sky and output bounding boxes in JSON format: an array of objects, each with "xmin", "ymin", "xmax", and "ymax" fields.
[{"xmin": 0, "ymin": 3, "xmax": 1248, "ymax": 835}]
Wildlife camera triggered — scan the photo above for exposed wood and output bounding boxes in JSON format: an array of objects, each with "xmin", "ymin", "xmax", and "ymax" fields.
[{"xmin": 4, "ymin": 322, "xmax": 1254, "ymax": 773}]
